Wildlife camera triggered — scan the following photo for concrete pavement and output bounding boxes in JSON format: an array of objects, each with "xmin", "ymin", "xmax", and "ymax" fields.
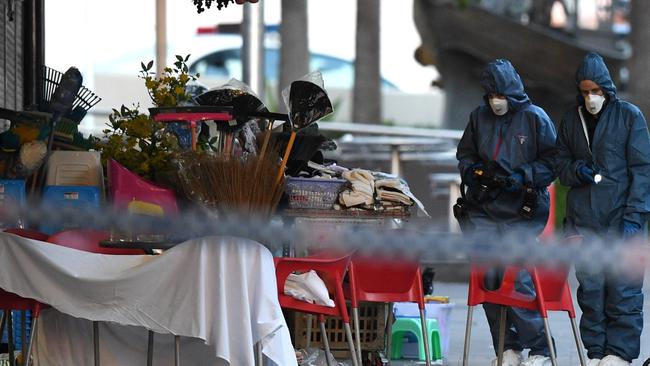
[{"xmin": 395, "ymin": 271, "xmax": 649, "ymax": 366}]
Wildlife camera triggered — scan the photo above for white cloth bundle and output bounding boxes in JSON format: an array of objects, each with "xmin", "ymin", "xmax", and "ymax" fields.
[
  {"xmin": 339, "ymin": 169, "xmax": 375, "ymax": 207},
  {"xmin": 376, "ymin": 190, "xmax": 413, "ymax": 206},
  {"xmin": 284, "ymin": 270, "xmax": 335, "ymax": 307},
  {"xmin": 375, "ymin": 178, "xmax": 414, "ymax": 206}
]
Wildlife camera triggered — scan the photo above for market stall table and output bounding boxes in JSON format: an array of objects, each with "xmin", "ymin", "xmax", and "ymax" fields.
[{"xmin": 0, "ymin": 232, "xmax": 297, "ymax": 366}]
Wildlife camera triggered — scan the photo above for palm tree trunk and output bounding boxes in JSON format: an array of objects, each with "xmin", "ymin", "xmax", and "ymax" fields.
[
  {"xmin": 353, "ymin": 0, "xmax": 381, "ymax": 124},
  {"xmin": 279, "ymin": 0, "xmax": 309, "ymax": 112},
  {"xmin": 628, "ymin": 0, "xmax": 650, "ymax": 120}
]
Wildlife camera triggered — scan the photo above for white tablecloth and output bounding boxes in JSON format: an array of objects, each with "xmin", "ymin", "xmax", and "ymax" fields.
[{"xmin": 0, "ymin": 233, "xmax": 297, "ymax": 366}]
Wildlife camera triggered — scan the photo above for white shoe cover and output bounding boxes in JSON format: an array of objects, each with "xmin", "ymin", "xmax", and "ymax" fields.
[
  {"xmin": 585, "ymin": 358, "xmax": 601, "ymax": 366},
  {"xmin": 491, "ymin": 349, "xmax": 523, "ymax": 366},
  {"xmin": 599, "ymin": 355, "xmax": 630, "ymax": 366},
  {"xmin": 521, "ymin": 355, "xmax": 552, "ymax": 366}
]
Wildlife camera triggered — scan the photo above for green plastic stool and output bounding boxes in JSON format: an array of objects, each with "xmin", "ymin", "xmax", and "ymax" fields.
[{"xmin": 390, "ymin": 317, "xmax": 442, "ymax": 361}]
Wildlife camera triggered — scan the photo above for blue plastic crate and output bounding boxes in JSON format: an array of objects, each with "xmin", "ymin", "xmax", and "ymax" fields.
[
  {"xmin": 39, "ymin": 185, "xmax": 101, "ymax": 235},
  {"xmin": 0, "ymin": 180, "xmax": 27, "ymax": 228},
  {"xmin": 0, "ymin": 180, "xmax": 26, "ymax": 207}
]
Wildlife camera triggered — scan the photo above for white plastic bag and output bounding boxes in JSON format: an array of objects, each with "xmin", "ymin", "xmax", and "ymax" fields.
[{"xmin": 284, "ymin": 270, "xmax": 335, "ymax": 307}]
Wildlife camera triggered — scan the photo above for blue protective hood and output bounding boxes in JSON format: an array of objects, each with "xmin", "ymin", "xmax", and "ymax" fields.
[
  {"xmin": 575, "ymin": 52, "xmax": 617, "ymax": 102},
  {"xmin": 480, "ymin": 59, "xmax": 530, "ymax": 112}
]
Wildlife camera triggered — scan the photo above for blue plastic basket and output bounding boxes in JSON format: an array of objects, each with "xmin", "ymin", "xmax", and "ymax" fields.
[
  {"xmin": 39, "ymin": 185, "xmax": 101, "ymax": 234},
  {"xmin": 285, "ymin": 177, "xmax": 346, "ymax": 210}
]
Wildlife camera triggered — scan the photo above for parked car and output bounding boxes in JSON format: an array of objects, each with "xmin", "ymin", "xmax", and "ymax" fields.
[
  {"xmin": 88, "ymin": 32, "xmax": 442, "ymax": 136},
  {"xmin": 189, "ymin": 47, "xmax": 399, "ymax": 91}
]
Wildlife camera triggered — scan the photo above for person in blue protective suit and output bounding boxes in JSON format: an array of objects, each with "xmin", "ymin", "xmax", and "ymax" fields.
[
  {"xmin": 555, "ymin": 52, "xmax": 650, "ymax": 366},
  {"xmin": 456, "ymin": 59, "xmax": 557, "ymax": 366}
]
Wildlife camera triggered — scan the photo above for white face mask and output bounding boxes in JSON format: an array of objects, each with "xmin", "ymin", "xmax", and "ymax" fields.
[
  {"xmin": 489, "ymin": 97, "xmax": 509, "ymax": 116},
  {"xmin": 585, "ymin": 94, "xmax": 605, "ymax": 115}
]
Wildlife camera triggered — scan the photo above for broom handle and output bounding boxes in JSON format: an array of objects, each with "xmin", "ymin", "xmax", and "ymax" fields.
[
  {"xmin": 275, "ymin": 130, "xmax": 296, "ymax": 187},
  {"xmin": 255, "ymin": 130, "xmax": 272, "ymax": 176}
]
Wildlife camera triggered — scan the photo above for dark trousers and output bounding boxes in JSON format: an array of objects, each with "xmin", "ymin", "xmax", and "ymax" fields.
[{"xmin": 575, "ymin": 264, "xmax": 644, "ymax": 361}]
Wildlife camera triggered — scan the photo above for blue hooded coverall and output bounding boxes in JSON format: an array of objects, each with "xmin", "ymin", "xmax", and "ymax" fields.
[
  {"xmin": 555, "ymin": 52, "xmax": 650, "ymax": 362},
  {"xmin": 456, "ymin": 59, "xmax": 557, "ymax": 356}
]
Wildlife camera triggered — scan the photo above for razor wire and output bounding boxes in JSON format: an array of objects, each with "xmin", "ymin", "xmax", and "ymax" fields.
[{"xmin": 1, "ymin": 202, "xmax": 649, "ymax": 277}]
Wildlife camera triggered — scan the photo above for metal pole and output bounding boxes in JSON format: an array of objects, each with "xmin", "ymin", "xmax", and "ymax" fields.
[
  {"xmin": 242, "ymin": 2, "xmax": 265, "ymax": 100},
  {"xmin": 254, "ymin": 341, "xmax": 263, "ymax": 366},
  {"xmin": 93, "ymin": 321, "xmax": 100, "ymax": 366},
  {"xmin": 305, "ymin": 314, "xmax": 312, "ymax": 348},
  {"xmin": 0, "ymin": 311, "xmax": 6, "ymax": 340},
  {"xmin": 462, "ymin": 306, "xmax": 474, "ymax": 366},
  {"xmin": 24, "ymin": 315, "xmax": 37, "ymax": 366},
  {"xmin": 319, "ymin": 319, "xmax": 333, "ymax": 366},
  {"xmin": 344, "ymin": 322, "xmax": 360, "ymax": 366},
  {"xmin": 23, "ymin": 0, "xmax": 45, "ymax": 108},
  {"xmin": 155, "ymin": 0, "xmax": 167, "ymax": 77},
  {"xmin": 419, "ymin": 307, "xmax": 432, "ymax": 366},
  {"xmin": 497, "ymin": 306, "xmax": 507, "ymax": 366},
  {"xmin": 390, "ymin": 145, "xmax": 401, "ymax": 176},
  {"xmin": 352, "ymin": 307, "xmax": 362, "ymax": 365},
  {"xmin": 570, "ymin": 316, "xmax": 587, "ymax": 366},
  {"xmin": 543, "ymin": 318, "xmax": 557, "ymax": 366},
  {"xmin": 8, "ymin": 312, "xmax": 14, "ymax": 366},
  {"xmin": 449, "ymin": 180, "xmax": 462, "ymax": 232},
  {"xmin": 147, "ymin": 331, "xmax": 154, "ymax": 366},
  {"xmin": 174, "ymin": 335, "xmax": 181, "ymax": 366},
  {"xmin": 385, "ymin": 302, "xmax": 394, "ymax": 365}
]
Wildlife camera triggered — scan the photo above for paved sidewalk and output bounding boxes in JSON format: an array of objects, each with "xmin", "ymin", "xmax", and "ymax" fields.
[{"xmin": 396, "ymin": 271, "xmax": 649, "ymax": 366}]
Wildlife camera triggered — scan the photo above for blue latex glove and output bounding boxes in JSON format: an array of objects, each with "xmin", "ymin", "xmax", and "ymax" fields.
[
  {"xmin": 577, "ymin": 165, "xmax": 596, "ymax": 184},
  {"xmin": 622, "ymin": 219, "xmax": 641, "ymax": 239},
  {"xmin": 504, "ymin": 172, "xmax": 524, "ymax": 192}
]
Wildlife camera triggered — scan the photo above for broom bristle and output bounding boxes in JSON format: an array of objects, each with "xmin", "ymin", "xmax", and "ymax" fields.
[{"xmin": 174, "ymin": 137, "xmax": 284, "ymax": 219}]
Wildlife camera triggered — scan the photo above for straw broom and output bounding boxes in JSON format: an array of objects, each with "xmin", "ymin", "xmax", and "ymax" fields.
[{"xmin": 174, "ymin": 140, "xmax": 284, "ymax": 219}]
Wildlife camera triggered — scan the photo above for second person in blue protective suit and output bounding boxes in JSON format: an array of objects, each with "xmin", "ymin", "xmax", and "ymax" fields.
[
  {"xmin": 456, "ymin": 59, "xmax": 557, "ymax": 366},
  {"xmin": 555, "ymin": 52, "xmax": 650, "ymax": 366}
]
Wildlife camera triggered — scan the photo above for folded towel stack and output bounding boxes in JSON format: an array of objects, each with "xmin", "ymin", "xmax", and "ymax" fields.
[
  {"xmin": 337, "ymin": 169, "xmax": 418, "ymax": 215},
  {"xmin": 338, "ymin": 169, "xmax": 375, "ymax": 207},
  {"xmin": 375, "ymin": 179, "xmax": 414, "ymax": 207}
]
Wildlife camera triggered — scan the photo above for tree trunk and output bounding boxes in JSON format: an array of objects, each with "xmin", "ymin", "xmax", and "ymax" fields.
[
  {"xmin": 529, "ymin": 0, "xmax": 555, "ymax": 26},
  {"xmin": 278, "ymin": 0, "xmax": 309, "ymax": 112},
  {"xmin": 628, "ymin": 0, "xmax": 650, "ymax": 119},
  {"xmin": 353, "ymin": 0, "xmax": 381, "ymax": 124}
]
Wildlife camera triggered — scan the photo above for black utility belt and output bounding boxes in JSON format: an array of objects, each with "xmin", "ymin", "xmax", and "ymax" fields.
[{"xmin": 453, "ymin": 185, "xmax": 538, "ymax": 220}]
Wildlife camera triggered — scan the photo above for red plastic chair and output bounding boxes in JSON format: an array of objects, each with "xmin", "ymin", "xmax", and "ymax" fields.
[
  {"xmin": 274, "ymin": 254, "xmax": 359, "ymax": 366},
  {"xmin": 462, "ymin": 264, "xmax": 587, "ymax": 366},
  {"xmin": 346, "ymin": 256, "xmax": 431, "ymax": 366},
  {"xmin": 47, "ymin": 230, "xmax": 146, "ymax": 366},
  {"xmin": 1, "ymin": 228, "xmax": 49, "ymax": 366},
  {"xmin": 0, "ymin": 291, "xmax": 43, "ymax": 366}
]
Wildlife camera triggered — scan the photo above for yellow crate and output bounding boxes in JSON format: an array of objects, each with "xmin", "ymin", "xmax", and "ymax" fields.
[{"xmin": 293, "ymin": 302, "xmax": 386, "ymax": 354}]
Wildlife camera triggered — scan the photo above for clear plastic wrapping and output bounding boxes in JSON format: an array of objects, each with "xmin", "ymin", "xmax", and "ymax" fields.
[
  {"xmin": 195, "ymin": 79, "xmax": 268, "ymax": 155},
  {"xmin": 281, "ymin": 71, "xmax": 333, "ymax": 129}
]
